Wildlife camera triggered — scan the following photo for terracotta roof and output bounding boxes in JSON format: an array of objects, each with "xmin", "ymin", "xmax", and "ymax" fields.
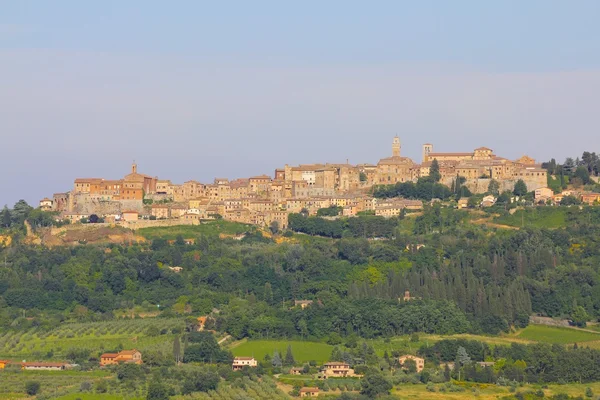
[
  {"xmin": 234, "ymin": 357, "xmax": 255, "ymax": 360},
  {"xmin": 324, "ymin": 362, "xmax": 349, "ymax": 366},
  {"xmin": 122, "ymin": 210, "xmax": 139, "ymax": 214},
  {"xmin": 22, "ymin": 362, "xmax": 66, "ymax": 367},
  {"xmin": 74, "ymin": 178, "xmax": 103, "ymax": 183},
  {"xmin": 428, "ymin": 152, "xmax": 472, "ymax": 156},
  {"xmin": 474, "ymin": 147, "xmax": 493, "ymax": 151},
  {"xmin": 101, "ymin": 353, "xmax": 119, "ymax": 358},
  {"xmin": 377, "ymin": 156, "xmax": 414, "ymax": 165}
]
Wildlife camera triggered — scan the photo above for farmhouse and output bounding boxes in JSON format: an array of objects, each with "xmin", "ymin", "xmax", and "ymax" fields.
[
  {"xmin": 399, "ymin": 355, "xmax": 425, "ymax": 372},
  {"xmin": 320, "ymin": 362, "xmax": 357, "ymax": 378},
  {"xmin": 299, "ymin": 387, "xmax": 320, "ymax": 397},
  {"xmin": 21, "ymin": 362, "xmax": 68, "ymax": 371},
  {"xmin": 232, "ymin": 357, "xmax": 257, "ymax": 371},
  {"xmin": 294, "ymin": 300, "xmax": 314, "ymax": 309},
  {"xmin": 100, "ymin": 349, "xmax": 142, "ymax": 366},
  {"xmin": 289, "ymin": 367, "xmax": 304, "ymax": 375}
]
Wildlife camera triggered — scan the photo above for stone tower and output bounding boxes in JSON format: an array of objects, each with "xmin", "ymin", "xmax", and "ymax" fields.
[
  {"xmin": 132, "ymin": 161, "xmax": 138, "ymax": 174},
  {"xmin": 422, "ymin": 143, "xmax": 433, "ymax": 162},
  {"xmin": 392, "ymin": 136, "xmax": 401, "ymax": 157}
]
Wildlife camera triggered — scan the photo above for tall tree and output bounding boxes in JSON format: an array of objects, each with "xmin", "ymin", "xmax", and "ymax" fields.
[
  {"xmin": 272, "ymin": 350, "xmax": 282, "ymax": 368},
  {"xmin": 487, "ymin": 179, "xmax": 500, "ymax": 195},
  {"xmin": 0, "ymin": 206, "xmax": 11, "ymax": 228},
  {"xmin": 284, "ymin": 344, "xmax": 295, "ymax": 366},
  {"xmin": 173, "ymin": 336, "xmax": 181, "ymax": 364},
  {"xmin": 513, "ymin": 180, "xmax": 528, "ymax": 196},
  {"xmin": 429, "ymin": 159, "xmax": 441, "ymax": 183}
]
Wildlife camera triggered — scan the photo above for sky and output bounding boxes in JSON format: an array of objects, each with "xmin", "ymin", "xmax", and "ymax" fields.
[{"xmin": 1, "ymin": 1, "xmax": 600, "ymax": 206}]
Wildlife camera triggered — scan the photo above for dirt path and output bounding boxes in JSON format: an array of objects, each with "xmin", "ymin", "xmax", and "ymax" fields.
[{"xmin": 471, "ymin": 218, "xmax": 519, "ymax": 230}]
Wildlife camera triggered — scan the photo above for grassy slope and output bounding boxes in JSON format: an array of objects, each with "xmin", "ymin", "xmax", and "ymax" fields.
[
  {"xmin": 493, "ymin": 208, "xmax": 567, "ymax": 229},
  {"xmin": 136, "ymin": 220, "xmax": 253, "ymax": 240},
  {"xmin": 230, "ymin": 339, "xmax": 334, "ymax": 364},
  {"xmin": 515, "ymin": 324, "xmax": 600, "ymax": 344}
]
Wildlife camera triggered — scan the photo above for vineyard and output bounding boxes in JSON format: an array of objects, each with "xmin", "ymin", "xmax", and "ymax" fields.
[
  {"xmin": 0, "ymin": 318, "xmax": 185, "ymax": 360},
  {"xmin": 0, "ymin": 370, "xmax": 112, "ymax": 399},
  {"xmin": 171, "ymin": 376, "xmax": 289, "ymax": 400}
]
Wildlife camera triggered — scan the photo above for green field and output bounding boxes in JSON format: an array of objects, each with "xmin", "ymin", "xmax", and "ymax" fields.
[
  {"xmin": 0, "ymin": 318, "xmax": 184, "ymax": 360},
  {"xmin": 515, "ymin": 324, "xmax": 600, "ymax": 344},
  {"xmin": 230, "ymin": 340, "xmax": 334, "ymax": 364},
  {"xmin": 493, "ymin": 208, "xmax": 567, "ymax": 229},
  {"xmin": 56, "ymin": 394, "xmax": 144, "ymax": 400},
  {"xmin": 137, "ymin": 220, "xmax": 253, "ymax": 240},
  {"xmin": 0, "ymin": 370, "xmax": 113, "ymax": 399}
]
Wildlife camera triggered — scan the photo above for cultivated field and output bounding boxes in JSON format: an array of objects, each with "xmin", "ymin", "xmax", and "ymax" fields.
[
  {"xmin": 0, "ymin": 318, "xmax": 185, "ymax": 360},
  {"xmin": 515, "ymin": 324, "xmax": 600, "ymax": 344},
  {"xmin": 137, "ymin": 220, "xmax": 253, "ymax": 240},
  {"xmin": 230, "ymin": 339, "xmax": 334, "ymax": 364}
]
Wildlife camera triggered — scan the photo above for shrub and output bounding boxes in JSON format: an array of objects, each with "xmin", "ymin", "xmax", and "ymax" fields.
[{"xmin": 25, "ymin": 381, "xmax": 41, "ymax": 395}]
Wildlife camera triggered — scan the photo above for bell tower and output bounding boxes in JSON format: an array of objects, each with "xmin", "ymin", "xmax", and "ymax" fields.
[
  {"xmin": 132, "ymin": 160, "xmax": 137, "ymax": 174},
  {"xmin": 422, "ymin": 144, "xmax": 433, "ymax": 162},
  {"xmin": 392, "ymin": 136, "xmax": 401, "ymax": 157}
]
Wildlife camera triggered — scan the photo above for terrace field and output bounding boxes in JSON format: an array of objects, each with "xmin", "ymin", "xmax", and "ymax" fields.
[
  {"xmin": 0, "ymin": 318, "xmax": 185, "ymax": 360},
  {"xmin": 136, "ymin": 220, "xmax": 253, "ymax": 240}
]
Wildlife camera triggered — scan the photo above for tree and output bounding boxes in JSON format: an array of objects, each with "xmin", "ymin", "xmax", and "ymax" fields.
[
  {"xmin": 455, "ymin": 346, "xmax": 471, "ymax": 381},
  {"xmin": 25, "ymin": 381, "xmax": 41, "ymax": 395},
  {"xmin": 146, "ymin": 381, "xmax": 169, "ymax": 400},
  {"xmin": 284, "ymin": 344, "xmax": 295, "ymax": 366},
  {"xmin": 88, "ymin": 214, "xmax": 99, "ymax": 223},
  {"xmin": 269, "ymin": 221, "xmax": 279, "ymax": 235},
  {"xmin": 272, "ymin": 350, "xmax": 282, "ymax": 368},
  {"xmin": 571, "ymin": 305, "xmax": 589, "ymax": 327},
  {"xmin": 429, "ymin": 159, "xmax": 441, "ymax": 183},
  {"xmin": 360, "ymin": 372, "xmax": 392, "ymax": 397},
  {"xmin": 173, "ymin": 336, "xmax": 181, "ymax": 363},
  {"xmin": 487, "ymin": 179, "xmax": 500, "ymax": 195},
  {"xmin": 359, "ymin": 172, "xmax": 367, "ymax": 182},
  {"xmin": 513, "ymin": 179, "xmax": 528, "ymax": 196},
  {"xmin": 575, "ymin": 166, "xmax": 591, "ymax": 185},
  {"xmin": 0, "ymin": 206, "xmax": 11, "ymax": 228}
]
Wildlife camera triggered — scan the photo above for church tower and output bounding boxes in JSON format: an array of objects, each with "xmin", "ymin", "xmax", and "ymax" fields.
[
  {"xmin": 392, "ymin": 136, "xmax": 401, "ymax": 157},
  {"xmin": 422, "ymin": 144, "xmax": 433, "ymax": 163},
  {"xmin": 132, "ymin": 161, "xmax": 138, "ymax": 174}
]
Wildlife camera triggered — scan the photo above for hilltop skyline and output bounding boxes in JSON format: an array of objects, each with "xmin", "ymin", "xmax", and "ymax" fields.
[{"xmin": 2, "ymin": 1, "xmax": 600, "ymax": 205}]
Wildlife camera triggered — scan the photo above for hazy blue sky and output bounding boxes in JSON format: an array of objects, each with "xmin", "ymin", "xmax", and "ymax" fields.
[{"xmin": 2, "ymin": 1, "xmax": 600, "ymax": 206}]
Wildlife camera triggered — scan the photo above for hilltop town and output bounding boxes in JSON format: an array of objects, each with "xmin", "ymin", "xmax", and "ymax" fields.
[{"xmin": 39, "ymin": 138, "xmax": 550, "ymax": 229}]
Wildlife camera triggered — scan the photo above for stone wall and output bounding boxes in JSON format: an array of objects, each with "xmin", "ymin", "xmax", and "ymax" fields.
[
  {"xmin": 70, "ymin": 193, "xmax": 144, "ymax": 215},
  {"xmin": 120, "ymin": 218, "xmax": 198, "ymax": 230}
]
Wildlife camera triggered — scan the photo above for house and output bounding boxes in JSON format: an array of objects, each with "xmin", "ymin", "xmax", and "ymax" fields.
[
  {"xmin": 299, "ymin": 387, "xmax": 320, "ymax": 397},
  {"xmin": 100, "ymin": 349, "xmax": 142, "ymax": 366},
  {"xmin": 399, "ymin": 355, "xmax": 425, "ymax": 373},
  {"xmin": 39, "ymin": 198, "xmax": 53, "ymax": 211},
  {"xmin": 294, "ymin": 300, "xmax": 313, "ymax": 309},
  {"xmin": 457, "ymin": 198, "xmax": 469, "ymax": 209},
  {"xmin": 477, "ymin": 362, "xmax": 495, "ymax": 368},
  {"xmin": 535, "ymin": 187, "xmax": 554, "ymax": 200},
  {"xmin": 197, "ymin": 316, "xmax": 208, "ymax": 331},
  {"xmin": 21, "ymin": 362, "xmax": 67, "ymax": 371},
  {"xmin": 581, "ymin": 192, "xmax": 600, "ymax": 205},
  {"xmin": 121, "ymin": 210, "xmax": 139, "ymax": 222},
  {"xmin": 232, "ymin": 357, "xmax": 257, "ymax": 371},
  {"xmin": 481, "ymin": 195, "xmax": 496, "ymax": 208},
  {"xmin": 168, "ymin": 266, "xmax": 183, "ymax": 273},
  {"xmin": 289, "ymin": 367, "xmax": 304, "ymax": 375},
  {"xmin": 320, "ymin": 362, "xmax": 357, "ymax": 378},
  {"xmin": 0, "ymin": 360, "xmax": 9, "ymax": 369}
]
